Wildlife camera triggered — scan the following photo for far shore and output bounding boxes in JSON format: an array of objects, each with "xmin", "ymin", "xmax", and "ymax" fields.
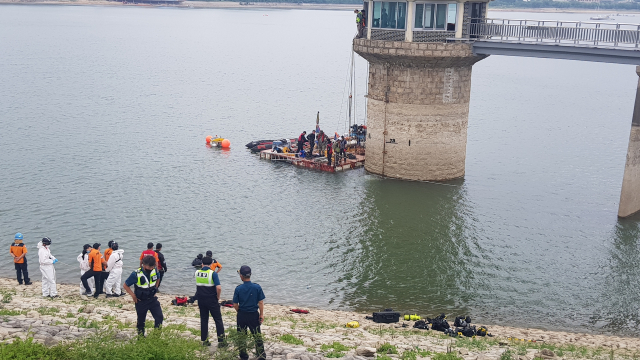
[{"xmin": 3, "ymin": 0, "xmax": 640, "ymax": 14}]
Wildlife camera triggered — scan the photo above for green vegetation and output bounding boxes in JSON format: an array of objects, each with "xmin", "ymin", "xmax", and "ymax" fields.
[
  {"xmin": 0, "ymin": 309, "xmax": 25, "ymax": 316},
  {"xmin": 0, "ymin": 329, "xmax": 207, "ymax": 360},
  {"xmin": 326, "ymin": 351, "xmax": 346, "ymax": 358},
  {"xmin": 500, "ymin": 349, "xmax": 515, "ymax": 360},
  {"xmin": 376, "ymin": 356, "xmax": 393, "ymax": 360},
  {"xmin": 279, "ymin": 334, "xmax": 304, "ymax": 346},
  {"xmin": 455, "ymin": 337, "xmax": 496, "ymax": 351},
  {"xmin": 75, "ymin": 317, "xmax": 100, "ymax": 329},
  {"xmin": 320, "ymin": 342, "xmax": 352, "ymax": 358},
  {"xmin": 321, "ymin": 342, "xmax": 352, "ymax": 352},
  {"xmin": 432, "ymin": 353, "xmax": 463, "ymax": 360},
  {"xmin": 0, "ymin": 290, "xmax": 15, "ymax": 304},
  {"xmin": 215, "ymin": 329, "xmax": 265, "ymax": 360},
  {"xmin": 377, "ymin": 343, "xmax": 398, "ymax": 355},
  {"xmin": 36, "ymin": 306, "xmax": 60, "ymax": 316},
  {"xmin": 401, "ymin": 348, "xmax": 432, "ymax": 360}
]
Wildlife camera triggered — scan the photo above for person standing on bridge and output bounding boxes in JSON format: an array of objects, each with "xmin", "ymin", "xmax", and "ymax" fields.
[{"xmin": 355, "ymin": 9, "xmax": 365, "ymax": 38}]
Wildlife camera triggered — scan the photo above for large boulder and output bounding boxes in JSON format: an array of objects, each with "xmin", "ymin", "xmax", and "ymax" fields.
[{"xmin": 356, "ymin": 347, "xmax": 376, "ymax": 357}]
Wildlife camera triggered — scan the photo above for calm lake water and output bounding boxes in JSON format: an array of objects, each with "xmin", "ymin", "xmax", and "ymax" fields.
[{"xmin": 2, "ymin": 4, "xmax": 640, "ymax": 335}]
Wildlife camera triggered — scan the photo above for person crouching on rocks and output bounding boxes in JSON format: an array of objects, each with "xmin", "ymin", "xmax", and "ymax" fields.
[
  {"xmin": 38, "ymin": 237, "xmax": 59, "ymax": 298},
  {"xmin": 105, "ymin": 242, "xmax": 124, "ymax": 297},
  {"xmin": 123, "ymin": 255, "xmax": 163, "ymax": 336},
  {"xmin": 77, "ymin": 244, "xmax": 94, "ymax": 295}
]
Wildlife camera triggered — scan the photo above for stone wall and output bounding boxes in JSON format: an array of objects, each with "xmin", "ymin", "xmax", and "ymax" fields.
[{"xmin": 353, "ymin": 39, "xmax": 487, "ymax": 181}]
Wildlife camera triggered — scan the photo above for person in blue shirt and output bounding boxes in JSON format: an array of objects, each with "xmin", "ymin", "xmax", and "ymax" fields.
[
  {"xmin": 123, "ymin": 255, "xmax": 163, "ymax": 336},
  {"xmin": 233, "ymin": 265, "xmax": 266, "ymax": 360},
  {"xmin": 194, "ymin": 257, "xmax": 225, "ymax": 346}
]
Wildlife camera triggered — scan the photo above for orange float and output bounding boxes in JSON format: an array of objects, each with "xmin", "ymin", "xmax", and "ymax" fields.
[
  {"xmin": 205, "ymin": 135, "xmax": 212, "ymax": 144},
  {"xmin": 221, "ymin": 139, "xmax": 231, "ymax": 148}
]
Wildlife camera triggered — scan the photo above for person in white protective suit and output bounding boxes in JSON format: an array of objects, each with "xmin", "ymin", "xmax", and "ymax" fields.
[
  {"xmin": 38, "ymin": 237, "xmax": 59, "ymax": 298},
  {"xmin": 104, "ymin": 242, "xmax": 124, "ymax": 297},
  {"xmin": 77, "ymin": 244, "xmax": 94, "ymax": 295}
]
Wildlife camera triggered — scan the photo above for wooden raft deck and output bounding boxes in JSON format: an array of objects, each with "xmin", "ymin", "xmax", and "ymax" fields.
[{"xmin": 259, "ymin": 150, "xmax": 365, "ymax": 173}]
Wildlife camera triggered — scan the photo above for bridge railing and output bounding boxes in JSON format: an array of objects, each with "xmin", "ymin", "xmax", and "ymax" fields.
[{"xmin": 468, "ymin": 18, "xmax": 640, "ymax": 48}]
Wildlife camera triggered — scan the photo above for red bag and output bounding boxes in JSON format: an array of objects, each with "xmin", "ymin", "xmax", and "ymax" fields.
[
  {"xmin": 174, "ymin": 296, "xmax": 188, "ymax": 306},
  {"xmin": 290, "ymin": 309, "xmax": 309, "ymax": 314}
]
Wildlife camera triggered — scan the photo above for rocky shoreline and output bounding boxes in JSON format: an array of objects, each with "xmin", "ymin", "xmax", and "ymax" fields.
[{"xmin": 0, "ymin": 278, "xmax": 639, "ymax": 359}]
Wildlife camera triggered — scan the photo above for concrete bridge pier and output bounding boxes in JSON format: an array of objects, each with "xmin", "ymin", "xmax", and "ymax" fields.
[
  {"xmin": 618, "ymin": 66, "xmax": 640, "ymax": 218},
  {"xmin": 354, "ymin": 40, "xmax": 487, "ymax": 181}
]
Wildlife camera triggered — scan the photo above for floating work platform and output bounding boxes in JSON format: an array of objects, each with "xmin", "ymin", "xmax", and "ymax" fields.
[{"xmin": 259, "ymin": 150, "xmax": 365, "ymax": 173}]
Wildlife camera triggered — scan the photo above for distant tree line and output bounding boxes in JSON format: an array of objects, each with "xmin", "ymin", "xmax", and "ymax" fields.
[{"xmin": 491, "ymin": 0, "xmax": 640, "ymax": 10}]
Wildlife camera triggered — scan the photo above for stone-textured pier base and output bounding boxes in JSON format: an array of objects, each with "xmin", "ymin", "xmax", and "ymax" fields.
[
  {"xmin": 353, "ymin": 39, "xmax": 487, "ymax": 181},
  {"xmin": 618, "ymin": 66, "xmax": 640, "ymax": 218}
]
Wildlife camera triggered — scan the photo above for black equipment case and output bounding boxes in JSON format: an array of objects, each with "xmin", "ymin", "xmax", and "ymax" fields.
[{"xmin": 372, "ymin": 310, "xmax": 401, "ymax": 323}]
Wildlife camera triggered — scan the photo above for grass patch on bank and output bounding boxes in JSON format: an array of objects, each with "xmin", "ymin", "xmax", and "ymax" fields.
[
  {"xmin": 432, "ymin": 353, "xmax": 463, "ymax": 360},
  {"xmin": 0, "ymin": 308, "xmax": 25, "ymax": 316},
  {"xmin": 279, "ymin": 334, "xmax": 304, "ymax": 345},
  {"xmin": 401, "ymin": 348, "xmax": 432, "ymax": 360},
  {"xmin": 320, "ymin": 341, "xmax": 352, "ymax": 358},
  {"xmin": 377, "ymin": 343, "xmax": 398, "ymax": 355},
  {"xmin": 36, "ymin": 306, "xmax": 60, "ymax": 316},
  {"xmin": 0, "ymin": 329, "xmax": 207, "ymax": 360}
]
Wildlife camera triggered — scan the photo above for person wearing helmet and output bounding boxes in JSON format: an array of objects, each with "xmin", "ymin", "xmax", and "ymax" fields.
[
  {"xmin": 38, "ymin": 237, "xmax": 59, "ymax": 298},
  {"xmin": 10, "ymin": 233, "xmax": 31, "ymax": 286},
  {"xmin": 77, "ymin": 244, "xmax": 94, "ymax": 295},
  {"xmin": 102, "ymin": 241, "xmax": 115, "ymax": 294},
  {"xmin": 105, "ymin": 242, "xmax": 124, "ymax": 297}
]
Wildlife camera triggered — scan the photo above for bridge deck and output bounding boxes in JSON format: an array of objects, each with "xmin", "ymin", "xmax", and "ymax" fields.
[{"xmin": 469, "ymin": 18, "xmax": 640, "ymax": 64}]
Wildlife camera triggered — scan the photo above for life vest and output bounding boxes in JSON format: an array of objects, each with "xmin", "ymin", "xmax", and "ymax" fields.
[
  {"xmin": 134, "ymin": 268, "xmax": 158, "ymax": 300},
  {"xmin": 195, "ymin": 269, "xmax": 215, "ymax": 287},
  {"xmin": 136, "ymin": 268, "xmax": 157, "ymax": 288},
  {"xmin": 356, "ymin": 12, "xmax": 362, "ymax": 23}
]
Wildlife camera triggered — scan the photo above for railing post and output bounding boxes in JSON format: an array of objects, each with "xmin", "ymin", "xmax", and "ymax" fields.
[
  {"xmin": 367, "ymin": 0, "xmax": 373, "ymax": 40},
  {"xmin": 455, "ymin": 1, "xmax": 464, "ymax": 39},
  {"xmin": 405, "ymin": 0, "xmax": 414, "ymax": 42}
]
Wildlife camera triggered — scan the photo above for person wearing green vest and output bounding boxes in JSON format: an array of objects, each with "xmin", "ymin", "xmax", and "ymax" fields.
[
  {"xmin": 194, "ymin": 257, "xmax": 225, "ymax": 346},
  {"xmin": 123, "ymin": 255, "xmax": 164, "ymax": 336},
  {"xmin": 355, "ymin": 9, "xmax": 365, "ymax": 38}
]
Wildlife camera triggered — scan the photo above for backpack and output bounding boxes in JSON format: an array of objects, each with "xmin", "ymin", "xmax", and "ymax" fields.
[
  {"xmin": 413, "ymin": 320, "xmax": 429, "ymax": 330},
  {"xmin": 427, "ymin": 314, "xmax": 450, "ymax": 332},
  {"xmin": 476, "ymin": 326, "xmax": 488, "ymax": 336},
  {"xmin": 454, "ymin": 316, "xmax": 471, "ymax": 327},
  {"xmin": 456, "ymin": 325, "xmax": 476, "ymax": 337}
]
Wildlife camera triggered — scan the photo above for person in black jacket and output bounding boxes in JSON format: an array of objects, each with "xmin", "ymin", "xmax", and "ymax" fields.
[
  {"xmin": 297, "ymin": 131, "xmax": 307, "ymax": 155},
  {"xmin": 306, "ymin": 130, "xmax": 316, "ymax": 156},
  {"xmin": 192, "ymin": 254, "xmax": 204, "ymax": 269},
  {"xmin": 155, "ymin": 243, "xmax": 167, "ymax": 288}
]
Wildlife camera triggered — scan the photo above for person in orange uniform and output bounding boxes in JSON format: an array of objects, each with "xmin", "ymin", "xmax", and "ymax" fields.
[
  {"xmin": 205, "ymin": 251, "xmax": 222, "ymax": 274},
  {"xmin": 81, "ymin": 243, "xmax": 106, "ymax": 298},
  {"xmin": 140, "ymin": 242, "xmax": 159, "ymax": 268},
  {"xmin": 10, "ymin": 233, "xmax": 31, "ymax": 285}
]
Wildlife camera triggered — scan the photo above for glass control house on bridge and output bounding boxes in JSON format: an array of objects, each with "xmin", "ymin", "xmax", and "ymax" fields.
[{"xmin": 353, "ymin": 0, "xmax": 490, "ymax": 183}]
